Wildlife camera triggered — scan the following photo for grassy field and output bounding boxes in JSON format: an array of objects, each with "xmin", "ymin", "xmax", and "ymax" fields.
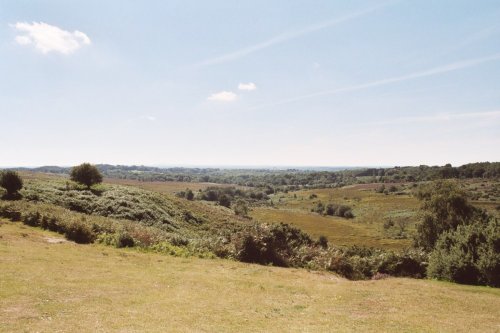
[
  {"xmin": 251, "ymin": 186, "xmax": 420, "ymax": 250},
  {"xmin": 1, "ymin": 220, "xmax": 499, "ymax": 332}
]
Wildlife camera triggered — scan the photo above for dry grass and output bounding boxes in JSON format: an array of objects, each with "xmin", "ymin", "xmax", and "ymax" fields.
[
  {"xmin": 251, "ymin": 208, "xmax": 411, "ymax": 250},
  {"xmin": 1, "ymin": 221, "xmax": 499, "ymax": 332},
  {"xmin": 251, "ymin": 187, "xmax": 419, "ymax": 250}
]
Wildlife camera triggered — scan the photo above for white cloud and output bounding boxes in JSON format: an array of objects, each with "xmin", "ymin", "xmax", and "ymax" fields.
[
  {"xmin": 207, "ymin": 91, "xmax": 237, "ymax": 102},
  {"xmin": 238, "ymin": 82, "xmax": 257, "ymax": 91},
  {"xmin": 12, "ymin": 21, "xmax": 91, "ymax": 54}
]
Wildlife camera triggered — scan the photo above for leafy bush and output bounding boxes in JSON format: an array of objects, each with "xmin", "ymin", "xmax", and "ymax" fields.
[
  {"xmin": 414, "ymin": 181, "xmax": 477, "ymax": 250},
  {"xmin": 234, "ymin": 223, "xmax": 313, "ymax": 267},
  {"xmin": 0, "ymin": 171, "xmax": 23, "ymax": 198},
  {"xmin": 70, "ymin": 163, "xmax": 103, "ymax": 188},
  {"xmin": 326, "ymin": 247, "xmax": 428, "ymax": 280},
  {"xmin": 323, "ymin": 203, "xmax": 354, "ymax": 218},
  {"xmin": 116, "ymin": 231, "xmax": 135, "ymax": 248},
  {"xmin": 64, "ymin": 220, "xmax": 96, "ymax": 244},
  {"xmin": 427, "ymin": 217, "xmax": 499, "ymax": 287}
]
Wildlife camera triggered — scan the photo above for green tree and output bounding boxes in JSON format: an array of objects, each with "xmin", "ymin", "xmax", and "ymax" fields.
[
  {"xmin": 427, "ymin": 216, "xmax": 499, "ymax": 287},
  {"xmin": 0, "ymin": 171, "xmax": 23, "ymax": 198},
  {"xmin": 414, "ymin": 181, "xmax": 476, "ymax": 251},
  {"xmin": 70, "ymin": 163, "xmax": 103, "ymax": 189}
]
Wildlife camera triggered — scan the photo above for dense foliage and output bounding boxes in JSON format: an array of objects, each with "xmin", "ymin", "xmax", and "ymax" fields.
[
  {"xmin": 0, "ymin": 170, "xmax": 23, "ymax": 198},
  {"xmin": 414, "ymin": 181, "xmax": 499, "ymax": 286},
  {"xmin": 414, "ymin": 181, "xmax": 478, "ymax": 250},
  {"xmin": 70, "ymin": 163, "xmax": 103, "ymax": 188},
  {"xmin": 427, "ymin": 217, "xmax": 499, "ymax": 286}
]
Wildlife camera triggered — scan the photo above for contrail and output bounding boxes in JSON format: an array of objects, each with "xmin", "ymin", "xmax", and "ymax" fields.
[
  {"xmin": 250, "ymin": 53, "xmax": 500, "ymax": 110},
  {"xmin": 191, "ymin": 2, "xmax": 395, "ymax": 68}
]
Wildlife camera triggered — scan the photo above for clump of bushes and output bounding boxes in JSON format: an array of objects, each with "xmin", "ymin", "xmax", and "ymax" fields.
[
  {"xmin": 64, "ymin": 220, "xmax": 96, "ymax": 244},
  {"xmin": 312, "ymin": 202, "xmax": 354, "ymax": 218},
  {"xmin": 414, "ymin": 181, "xmax": 499, "ymax": 287},
  {"xmin": 198, "ymin": 186, "xmax": 269, "ymax": 207},
  {"xmin": 427, "ymin": 217, "xmax": 499, "ymax": 287},
  {"xmin": 326, "ymin": 247, "xmax": 428, "ymax": 280},
  {"xmin": 233, "ymin": 223, "xmax": 313, "ymax": 267}
]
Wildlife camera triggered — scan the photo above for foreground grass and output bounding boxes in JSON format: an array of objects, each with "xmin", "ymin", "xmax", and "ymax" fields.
[{"xmin": 1, "ymin": 221, "xmax": 499, "ymax": 332}]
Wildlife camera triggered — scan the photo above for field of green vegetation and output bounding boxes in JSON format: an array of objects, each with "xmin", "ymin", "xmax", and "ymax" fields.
[
  {"xmin": 0, "ymin": 166, "xmax": 499, "ymax": 331},
  {"xmin": 1, "ymin": 221, "xmax": 499, "ymax": 332}
]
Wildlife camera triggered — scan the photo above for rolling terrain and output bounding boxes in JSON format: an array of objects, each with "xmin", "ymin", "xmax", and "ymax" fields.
[{"xmin": 1, "ymin": 221, "xmax": 499, "ymax": 332}]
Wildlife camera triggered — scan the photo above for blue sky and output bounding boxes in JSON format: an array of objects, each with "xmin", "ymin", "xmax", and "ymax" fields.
[{"xmin": 1, "ymin": 0, "xmax": 499, "ymax": 167}]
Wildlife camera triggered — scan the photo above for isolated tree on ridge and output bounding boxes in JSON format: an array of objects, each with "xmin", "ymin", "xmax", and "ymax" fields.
[
  {"xmin": 0, "ymin": 170, "xmax": 23, "ymax": 198},
  {"xmin": 70, "ymin": 163, "xmax": 103, "ymax": 189}
]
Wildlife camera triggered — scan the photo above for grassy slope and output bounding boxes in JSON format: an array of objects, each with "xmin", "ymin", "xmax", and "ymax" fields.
[
  {"xmin": 1, "ymin": 221, "xmax": 499, "ymax": 333},
  {"xmin": 17, "ymin": 173, "xmax": 251, "ymax": 242}
]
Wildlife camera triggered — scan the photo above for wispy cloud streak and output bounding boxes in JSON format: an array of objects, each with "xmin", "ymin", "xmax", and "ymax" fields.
[
  {"xmin": 192, "ymin": 2, "xmax": 394, "ymax": 68},
  {"xmin": 371, "ymin": 110, "xmax": 500, "ymax": 126},
  {"xmin": 251, "ymin": 53, "xmax": 500, "ymax": 109}
]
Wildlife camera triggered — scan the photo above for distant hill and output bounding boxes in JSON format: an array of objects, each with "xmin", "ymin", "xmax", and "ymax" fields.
[{"xmin": 7, "ymin": 162, "xmax": 500, "ymax": 189}]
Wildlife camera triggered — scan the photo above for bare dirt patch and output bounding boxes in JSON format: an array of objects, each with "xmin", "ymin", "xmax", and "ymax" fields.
[{"xmin": 44, "ymin": 236, "xmax": 67, "ymax": 244}]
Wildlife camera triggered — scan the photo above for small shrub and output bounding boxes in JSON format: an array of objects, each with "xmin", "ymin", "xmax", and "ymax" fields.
[
  {"xmin": 218, "ymin": 194, "xmax": 231, "ymax": 208},
  {"xmin": 64, "ymin": 221, "xmax": 96, "ymax": 244},
  {"xmin": 116, "ymin": 232, "xmax": 135, "ymax": 248},
  {"xmin": 318, "ymin": 235, "xmax": 328, "ymax": 249},
  {"xmin": 233, "ymin": 200, "xmax": 249, "ymax": 217},
  {"xmin": 23, "ymin": 212, "xmax": 41, "ymax": 227}
]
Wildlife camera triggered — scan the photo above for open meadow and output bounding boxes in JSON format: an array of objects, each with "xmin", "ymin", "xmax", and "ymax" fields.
[{"xmin": 1, "ymin": 221, "xmax": 499, "ymax": 333}]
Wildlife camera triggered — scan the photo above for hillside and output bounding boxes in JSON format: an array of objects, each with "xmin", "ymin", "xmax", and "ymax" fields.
[{"xmin": 1, "ymin": 221, "xmax": 499, "ymax": 332}]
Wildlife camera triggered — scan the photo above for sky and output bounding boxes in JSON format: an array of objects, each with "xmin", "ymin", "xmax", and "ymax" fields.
[{"xmin": 1, "ymin": 0, "xmax": 500, "ymax": 167}]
